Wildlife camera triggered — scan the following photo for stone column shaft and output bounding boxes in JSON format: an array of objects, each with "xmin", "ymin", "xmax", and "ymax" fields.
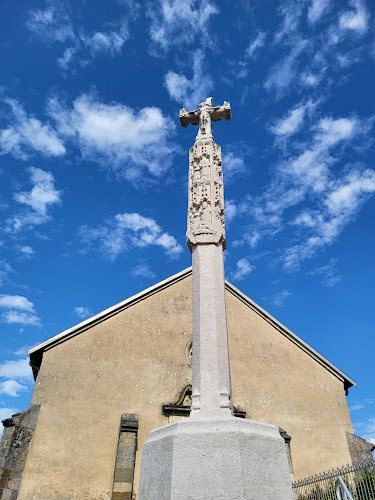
[
  {"xmin": 190, "ymin": 243, "xmax": 232, "ymax": 418},
  {"xmin": 187, "ymin": 134, "xmax": 233, "ymax": 418}
]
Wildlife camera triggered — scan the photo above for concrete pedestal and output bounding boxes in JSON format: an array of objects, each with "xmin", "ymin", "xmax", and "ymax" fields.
[{"xmin": 138, "ymin": 416, "xmax": 294, "ymax": 500}]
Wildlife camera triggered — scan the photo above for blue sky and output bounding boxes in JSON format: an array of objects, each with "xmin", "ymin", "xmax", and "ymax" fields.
[{"xmin": 0, "ymin": 0, "xmax": 374, "ymax": 449}]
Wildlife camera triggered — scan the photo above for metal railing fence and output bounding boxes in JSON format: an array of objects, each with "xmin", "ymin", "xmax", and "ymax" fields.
[{"xmin": 292, "ymin": 459, "xmax": 375, "ymax": 500}]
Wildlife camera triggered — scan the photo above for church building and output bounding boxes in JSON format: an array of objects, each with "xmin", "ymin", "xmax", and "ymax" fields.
[{"xmin": 0, "ymin": 267, "xmax": 372, "ymax": 500}]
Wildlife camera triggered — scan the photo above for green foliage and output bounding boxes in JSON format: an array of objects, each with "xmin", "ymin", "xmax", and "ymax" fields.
[{"xmin": 354, "ymin": 468, "xmax": 375, "ymax": 500}]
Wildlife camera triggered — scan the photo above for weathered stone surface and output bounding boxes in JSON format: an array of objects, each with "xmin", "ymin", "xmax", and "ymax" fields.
[
  {"xmin": 182, "ymin": 98, "xmax": 231, "ymax": 252},
  {"xmin": 346, "ymin": 431, "xmax": 375, "ymax": 463},
  {"xmin": 139, "ymin": 416, "xmax": 294, "ymax": 500},
  {"xmin": 0, "ymin": 405, "xmax": 40, "ymax": 499},
  {"xmin": 111, "ymin": 414, "xmax": 138, "ymax": 500}
]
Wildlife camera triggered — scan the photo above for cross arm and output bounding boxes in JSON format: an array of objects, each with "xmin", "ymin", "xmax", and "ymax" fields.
[
  {"xmin": 179, "ymin": 108, "xmax": 199, "ymax": 128},
  {"xmin": 210, "ymin": 101, "xmax": 232, "ymax": 123}
]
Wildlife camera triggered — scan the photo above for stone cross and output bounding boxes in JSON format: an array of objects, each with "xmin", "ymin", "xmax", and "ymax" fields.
[
  {"xmin": 139, "ymin": 98, "xmax": 294, "ymax": 500},
  {"xmin": 179, "ymin": 97, "xmax": 233, "ymax": 419}
]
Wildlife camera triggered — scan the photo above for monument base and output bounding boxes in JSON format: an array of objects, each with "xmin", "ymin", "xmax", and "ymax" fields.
[{"xmin": 138, "ymin": 416, "xmax": 294, "ymax": 500}]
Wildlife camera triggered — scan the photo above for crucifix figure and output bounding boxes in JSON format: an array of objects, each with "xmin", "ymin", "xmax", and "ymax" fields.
[{"xmin": 179, "ymin": 97, "xmax": 231, "ymax": 138}]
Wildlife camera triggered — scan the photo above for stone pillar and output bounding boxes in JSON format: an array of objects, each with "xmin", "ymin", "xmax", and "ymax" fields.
[
  {"xmin": 138, "ymin": 99, "xmax": 294, "ymax": 500},
  {"xmin": 187, "ymin": 134, "xmax": 232, "ymax": 418}
]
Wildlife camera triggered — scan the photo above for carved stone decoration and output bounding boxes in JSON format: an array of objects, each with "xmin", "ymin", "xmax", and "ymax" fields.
[
  {"xmin": 162, "ymin": 385, "xmax": 246, "ymax": 419},
  {"xmin": 186, "ymin": 138, "xmax": 227, "ymax": 251},
  {"xmin": 180, "ymin": 98, "xmax": 231, "ymax": 252}
]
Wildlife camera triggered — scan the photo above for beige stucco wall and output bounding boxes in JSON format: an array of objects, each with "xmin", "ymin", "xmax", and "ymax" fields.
[{"xmin": 19, "ymin": 274, "xmax": 353, "ymax": 499}]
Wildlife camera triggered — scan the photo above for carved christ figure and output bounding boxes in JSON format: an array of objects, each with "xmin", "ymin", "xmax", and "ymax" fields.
[{"xmin": 179, "ymin": 97, "xmax": 232, "ymax": 137}]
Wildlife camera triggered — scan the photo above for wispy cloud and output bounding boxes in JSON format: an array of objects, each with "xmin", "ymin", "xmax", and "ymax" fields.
[
  {"xmin": 147, "ymin": 0, "xmax": 218, "ymax": 54},
  {"xmin": 26, "ymin": 0, "xmax": 74, "ymax": 43},
  {"xmin": 246, "ymin": 31, "xmax": 266, "ymax": 59},
  {"xmin": 271, "ymin": 289, "xmax": 291, "ymax": 306},
  {"xmin": 5, "ymin": 167, "xmax": 62, "ymax": 233},
  {"xmin": 131, "ymin": 263, "xmax": 156, "ymax": 279},
  {"xmin": 16, "ymin": 245, "xmax": 36, "ymax": 260},
  {"xmin": 165, "ymin": 49, "xmax": 213, "ymax": 109},
  {"xmin": 74, "ymin": 306, "xmax": 93, "ymax": 319},
  {"xmin": 308, "ymin": 258, "xmax": 341, "ymax": 287},
  {"xmin": 339, "ymin": 0, "xmax": 369, "ymax": 35},
  {"xmin": 0, "ymin": 98, "xmax": 65, "ymax": 160},
  {"xmin": 78, "ymin": 212, "xmax": 183, "ymax": 261},
  {"xmin": 265, "ymin": 39, "xmax": 308, "ymax": 96},
  {"xmin": 48, "ymin": 93, "xmax": 177, "ymax": 181},
  {"xmin": 354, "ymin": 417, "xmax": 375, "ymax": 445},
  {"xmin": 0, "ymin": 358, "xmax": 33, "ymax": 381},
  {"xmin": 235, "ymin": 110, "xmax": 375, "ymax": 271},
  {"xmin": 222, "ymin": 149, "xmax": 246, "ymax": 181},
  {"xmin": 271, "ymin": 100, "xmax": 317, "ymax": 138},
  {"xmin": 0, "ymin": 380, "xmax": 28, "ymax": 397},
  {"xmin": 0, "ymin": 294, "xmax": 40, "ymax": 326},
  {"xmin": 271, "ymin": 290, "xmax": 292, "ymax": 306},
  {"xmin": 0, "ymin": 260, "xmax": 13, "ymax": 288},
  {"xmin": 350, "ymin": 403, "xmax": 365, "ymax": 411},
  {"xmin": 229, "ymin": 258, "xmax": 254, "ymax": 282},
  {"xmin": 26, "ymin": 1, "xmax": 130, "ymax": 71},
  {"xmin": 308, "ymin": 0, "xmax": 330, "ymax": 24}
]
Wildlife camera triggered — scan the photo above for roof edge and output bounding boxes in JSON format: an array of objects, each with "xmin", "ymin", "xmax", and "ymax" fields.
[
  {"xmin": 28, "ymin": 266, "xmax": 192, "ymax": 356},
  {"xmin": 28, "ymin": 266, "xmax": 356, "ymax": 390},
  {"xmin": 225, "ymin": 279, "xmax": 357, "ymax": 389}
]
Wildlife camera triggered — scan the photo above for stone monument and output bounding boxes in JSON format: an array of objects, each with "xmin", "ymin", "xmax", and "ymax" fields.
[{"xmin": 138, "ymin": 98, "xmax": 294, "ymax": 500}]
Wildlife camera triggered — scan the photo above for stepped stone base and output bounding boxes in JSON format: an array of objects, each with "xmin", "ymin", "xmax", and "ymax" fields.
[{"xmin": 138, "ymin": 416, "xmax": 294, "ymax": 500}]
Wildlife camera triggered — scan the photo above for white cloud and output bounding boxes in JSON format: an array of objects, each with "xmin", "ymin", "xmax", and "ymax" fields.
[
  {"xmin": 165, "ymin": 49, "xmax": 213, "ymax": 109},
  {"xmin": 148, "ymin": 0, "xmax": 218, "ymax": 53},
  {"xmin": 6, "ymin": 166, "xmax": 62, "ymax": 233},
  {"xmin": 350, "ymin": 403, "xmax": 365, "ymax": 411},
  {"xmin": 224, "ymin": 200, "xmax": 237, "ymax": 223},
  {"xmin": 2, "ymin": 311, "xmax": 40, "ymax": 326},
  {"xmin": 0, "ymin": 380, "xmax": 28, "ymax": 397},
  {"xmin": 354, "ymin": 417, "xmax": 375, "ymax": 445},
  {"xmin": 230, "ymin": 258, "xmax": 254, "ymax": 282},
  {"xmin": 309, "ymin": 258, "xmax": 341, "ymax": 287},
  {"xmin": 243, "ymin": 111, "xmax": 374, "ymax": 271},
  {"xmin": 0, "ymin": 98, "xmax": 66, "ymax": 159},
  {"xmin": 26, "ymin": 1, "xmax": 74, "ymax": 43},
  {"xmin": 14, "ymin": 345, "xmax": 31, "ymax": 357},
  {"xmin": 265, "ymin": 39, "xmax": 308, "ymax": 96},
  {"xmin": 0, "ymin": 260, "xmax": 13, "ymax": 288},
  {"xmin": 26, "ymin": 2, "xmax": 130, "ymax": 70},
  {"xmin": 82, "ymin": 24, "xmax": 129, "ymax": 57},
  {"xmin": 47, "ymin": 93, "xmax": 177, "ymax": 180},
  {"xmin": 273, "ymin": 1, "xmax": 304, "ymax": 45},
  {"xmin": 57, "ymin": 46, "xmax": 77, "ymax": 70},
  {"xmin": 78, "ymin": 212, "xmax": 183, "ymax": 261},
  {"xmin": 283, "ymin": 167, "xmax": 375, "ymax": 270},
  {"xmin": 0, "ymin": 358, "xmax": 33, "ymax": 381},
  {"xmin": 271, "ymin": 289, "xmax": 291, "ymax": 306},
  {"xmin": 271, "ymin": 104, "xmax": 307, "ymax": 137},
  {"xmin": 246, "ymin": 32, "xmax": 266, "ymax": 59},
  {"xmin": 339, "ymin": 0, "xmax": 369, "ymax": 34},
  {"xmin": 74, "ymin": 306, "xmax": 93, "ymax": 319},
  {"xmin": 222, "ymin": 151, "xmax": 246, "ymax": 181},
  {"xmin": 0, "ymin": 294, "xmax": 35, "ymax": 312},
  {"xmin": 16, "ymin": 245, "xmax": 35, "ymax": 260},
  {"xmin": 131, "ymin": 263, "xmax": 156, "ymax": 279},
  {"xmin": 308, "ymin": 0, "xmax": 330, "ymax": 24}
]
